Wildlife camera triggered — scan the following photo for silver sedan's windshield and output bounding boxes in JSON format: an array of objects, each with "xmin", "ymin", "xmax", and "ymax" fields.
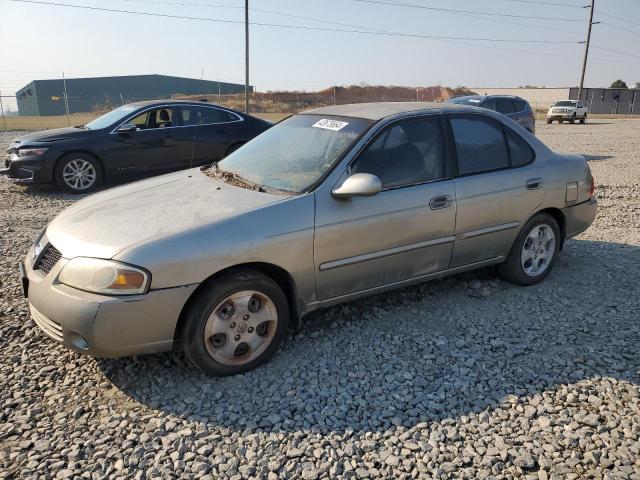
[{"xmin": 216, "ymin": 114, "xmax": 373, "ymax": 193}]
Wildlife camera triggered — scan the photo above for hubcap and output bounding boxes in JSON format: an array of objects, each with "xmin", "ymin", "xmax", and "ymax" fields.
[
  {"xmin": 203, "ymin": 290, "xmax": 278, "ymax": 366},
  {"xmin": 521, "ymin": 224, "xmax": 556, "ymax": 276},
  {"xmin": 62, "ymin": 159, "xmax": 96, "ymax": 191}
]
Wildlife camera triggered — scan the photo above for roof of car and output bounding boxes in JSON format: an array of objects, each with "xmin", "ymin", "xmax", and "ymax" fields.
[
  {"xmin": 451, "ymin": 94, "xmax": 526, "ymax": 101},
  {"xmin": 128, "ymin": 99, "xmax": 227, "ymax": 107},
  {"xmin": 302, "ymin": 102, "xmax": 470, "ymax": 121}
]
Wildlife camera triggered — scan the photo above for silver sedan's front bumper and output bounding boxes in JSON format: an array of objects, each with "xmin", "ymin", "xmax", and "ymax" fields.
[{"xmin": 23, "ymin": 246, "xmax": 198, "ymax": 358}]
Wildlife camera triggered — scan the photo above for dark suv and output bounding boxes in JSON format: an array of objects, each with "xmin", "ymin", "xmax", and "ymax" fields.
[{"xmin": 447, "ymin": 95, "xmax": 536, "ymax": 134}]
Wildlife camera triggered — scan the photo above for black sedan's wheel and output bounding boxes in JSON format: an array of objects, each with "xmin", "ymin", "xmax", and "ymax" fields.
[
  {"xmin": 55, "ymin": 153, "xmax": 103, "ymax": 193},
  {"xmin": 179, "ymin": 268, "xmax": 289, "ymax": 376},
  {"xmin": 497, "ymin": 213, "xmax": 561, "ymax": 286}
]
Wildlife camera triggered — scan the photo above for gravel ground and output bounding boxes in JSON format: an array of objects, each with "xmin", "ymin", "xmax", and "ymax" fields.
[{"xmin": 1, "ymin": 120, "xmax": 639, "ymax": 480}]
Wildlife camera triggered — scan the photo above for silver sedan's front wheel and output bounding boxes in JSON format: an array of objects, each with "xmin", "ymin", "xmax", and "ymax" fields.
[
  {"xmin": 180, "ymin": 269, "xmax": 289, "ymax": 376},
  {"xmin": 204, "ymin": 290, "xmax": 278, "ymax": 366},
  {"xmin": 498, "ymin": 213, "xmax": 561, "ymax": 285}
]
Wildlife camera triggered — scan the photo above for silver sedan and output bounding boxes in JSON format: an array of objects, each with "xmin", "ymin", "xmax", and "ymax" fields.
[{"xmin": 22, "ymin": 102, "xmax": 597, "ymax": 375}]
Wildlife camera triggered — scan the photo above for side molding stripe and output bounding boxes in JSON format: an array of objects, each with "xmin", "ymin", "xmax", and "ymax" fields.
[{"xmin": 319, "ymin": 236, "xmax": 454, "ymax": 271}]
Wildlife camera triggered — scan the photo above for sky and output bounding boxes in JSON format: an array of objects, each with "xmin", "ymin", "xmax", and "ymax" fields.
[{"xmin": 1, "ymin": 0, "xmax": 639, "ymax": 110}]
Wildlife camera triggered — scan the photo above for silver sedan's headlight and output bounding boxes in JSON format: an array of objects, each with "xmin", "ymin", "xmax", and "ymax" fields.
[{"xmin": 58, "ymin": 258, "xmax": 150, "ymax": 295}]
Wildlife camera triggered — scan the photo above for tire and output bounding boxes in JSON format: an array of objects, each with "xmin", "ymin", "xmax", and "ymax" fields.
[
  {"xmin": 497, "ymin": 213, "xmax": 561, "ymax": 286},
  {"xmin": 569, "ymin": 114, "xmax": 576, "ymax": 124},
  {"xmin": 179, "ymin": 268, "xmax": 289, "ymax": 376},
  {"xmin": 580, "ymin": 114, "xmax": 587, "ymax": 124},
  {"xmin": 546, "ymin": 118, "xmax": 552, "ymax": 124},
  {"xmin": 558, "ymin": 119, "xmax": 564, "ymax": 124},
  {"xmin": 55, "ymin": 153, "xmax": 103, "ymax": 193}
]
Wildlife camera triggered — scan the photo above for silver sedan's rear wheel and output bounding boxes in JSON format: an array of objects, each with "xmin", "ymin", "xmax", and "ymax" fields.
[
  {"xmin": 497, "ymin": 213, "xmax": 561, "ymax": 285},
  {"xmin": 180, "ymin": 269, "xmax": 289, "ymax": 376},
  {"xmin": 204, "ymin": 290, "xmax": 278, "ymax": 366},
  {"xmin": 520, "ymin": 224, "xmax": 556, "ymax": 277},
  {"xmin": 55, "ymin": 153, "xmax": 103, "ymax": 193}
]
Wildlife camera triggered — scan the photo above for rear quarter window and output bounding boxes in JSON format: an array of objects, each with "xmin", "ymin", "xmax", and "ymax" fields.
[{"xmin": 505, "ymin": 128, "xmax": 535, "ymax": 167}]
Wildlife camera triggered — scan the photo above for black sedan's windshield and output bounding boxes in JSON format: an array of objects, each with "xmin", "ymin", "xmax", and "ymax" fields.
[
  {"xmin": 84, "ymin": 105, "xmax": 142, "ymax": 130},
  {"xmin": 216, "ymin": 114, "xmax": 373, "ymax": 193}
]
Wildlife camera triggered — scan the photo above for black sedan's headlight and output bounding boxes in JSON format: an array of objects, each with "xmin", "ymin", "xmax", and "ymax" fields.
[{"xmin": 16, "ymin": 147, "xmax": 49, "ymax": 158}]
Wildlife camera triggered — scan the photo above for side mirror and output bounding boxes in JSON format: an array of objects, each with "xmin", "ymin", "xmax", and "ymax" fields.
[
  {"xmin": 117, "ymin": 123, "xmax": 138, "ymax": 133},
  {"xmin": 332, "ymin": 173, "xmax": 382, "ymax": 199}
]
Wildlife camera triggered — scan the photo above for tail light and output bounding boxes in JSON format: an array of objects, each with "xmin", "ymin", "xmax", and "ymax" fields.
[{"xmin": 589, "ymin": 175, "xmax": 595, "ymax": 198}]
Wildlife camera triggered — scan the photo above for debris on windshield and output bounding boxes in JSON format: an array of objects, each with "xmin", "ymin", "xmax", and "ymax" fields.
[{"xmin": 203, "ymin": 165, "xmax": 265, "ymax": 192}]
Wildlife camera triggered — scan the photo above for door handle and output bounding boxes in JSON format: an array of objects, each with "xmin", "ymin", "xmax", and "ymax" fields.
[
  {"xmin": 526, "ymin": 177, "xmax": 543, "ymax": 190},
  {"xmin": 429, "ymin": 195, "xmax": 452, "ymax": 210}
]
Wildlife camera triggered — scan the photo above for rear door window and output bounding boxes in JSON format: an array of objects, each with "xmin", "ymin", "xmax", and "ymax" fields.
[
  {"xmin": 179, "ymin": 106, "xmax": 238, "ymax": 126},
  {"xmin": 481, "ymin": 98, "xmax": 497, "ymax": 111},
  {"xmin": 449, "ymin": 115, "xmax": 509, "ymax": 175},
  {"xmin": 495, "ymin": 99, "xmax": 517, "ymax": 115},
  {"xmin": 513, "ymin": 100, "xmax": 526, "ymax": 112}
]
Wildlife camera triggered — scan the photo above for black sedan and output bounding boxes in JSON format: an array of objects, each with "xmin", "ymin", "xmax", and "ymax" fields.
[{"xmin": 1, "ymin": 100, "xmax": 272, "ymax": 193}]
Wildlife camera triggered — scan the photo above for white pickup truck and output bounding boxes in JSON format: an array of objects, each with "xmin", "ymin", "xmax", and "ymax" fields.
[{"xmin": 547, "ymin": 100, "xmax": 588, "ymax": 124}]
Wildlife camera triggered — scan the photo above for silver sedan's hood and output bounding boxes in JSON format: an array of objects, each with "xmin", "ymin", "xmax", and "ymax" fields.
[{"xmin": 46, "ymin": 169, "xmax": 286, "ymax": 259}]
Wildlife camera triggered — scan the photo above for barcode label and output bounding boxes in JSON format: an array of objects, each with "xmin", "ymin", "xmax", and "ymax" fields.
[{"xmin": 312, "ymin": 119, "xmax": 349, "ymax": 131}]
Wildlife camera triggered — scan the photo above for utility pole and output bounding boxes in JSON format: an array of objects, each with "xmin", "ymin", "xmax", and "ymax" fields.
[
  {"xmin": 0, "ymin": 90, "xmax": 7, "ymax": 131},
  {"xmin": 578, "ymin": 0, "xmax": 596, "ymax": 100},
  {"xmin": 62, "ymin": 72, "xmax": 70, "ymax": 126},
  {"xmin": 244, "ymin": 0, "xmax": 249, "ymax": 113}
]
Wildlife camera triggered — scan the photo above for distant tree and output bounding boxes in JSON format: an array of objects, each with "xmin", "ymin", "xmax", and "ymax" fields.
[{"xmin": 610, "ymin": 79, "xmax": 628, "ymax": 89}]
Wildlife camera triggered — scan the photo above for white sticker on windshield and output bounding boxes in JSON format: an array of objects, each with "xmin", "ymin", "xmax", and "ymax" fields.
[
  {"xmin": 313, "ymin": 119, "xmax": 349, "ymax": 131},
  {"xmin": 121, "ymin": 106, "xmax": 136, "ymax": 111},
  {"xmin": 468, "ymin": 99, "xmax": 481, "ymax": 103}
]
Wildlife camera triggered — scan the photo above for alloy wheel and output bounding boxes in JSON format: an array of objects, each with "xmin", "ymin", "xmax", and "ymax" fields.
[
  {"xmin": 520, "ymin": 224, "xmax": 556, "ymax": 276},
  {"xmin": 62, "ymin": 159, "xmax": 97, "ymax": 191},
  {"xmin": 203, "ymin": 290, "xmax": 278, "ymax": 366}
]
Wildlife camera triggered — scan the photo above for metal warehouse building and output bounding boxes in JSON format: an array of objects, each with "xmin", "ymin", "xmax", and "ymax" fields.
[
  {"xmin": 570, "ymin": 87, "xmax": 640, "ymax": 115},
  {"xmin": 15, "ymin": 74, "xmax": 251, "ymax": 116}
]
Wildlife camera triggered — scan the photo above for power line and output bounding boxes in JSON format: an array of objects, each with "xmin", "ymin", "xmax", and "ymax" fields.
[
  {"xmin": 119, "ymin": 0, "xmax": 578, "ymax": 35},
  {"xmin": 597, "ymin": 10, "xmax": 640, "ymax": 28},
  {"xmin": 508, "ymin": 0, "xmax": 588, "ymax": 8},
  {"xmin": 352, "ymin": 0, "xmax": 584, "ymax": 22},
  {"xmin": 591, "ymin": 44, "xmax": 640, "ymax": 59},
  {"xmin": 117, "ymin": 0, "xmax": 403, "ymax": 33},
  {"xmin": 8, "ymin": 0, "xmax": 584, "ymax": 44},
  {"xmin": 600, "ymin": 21, "xmax": 640, "ymax": 37}
]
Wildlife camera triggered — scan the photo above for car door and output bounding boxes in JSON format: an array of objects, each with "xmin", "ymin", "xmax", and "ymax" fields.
[
  {"xmin": 447, "ymin": 113, "xmax": 546, "ymax": 268},
  {"xmin": 314, "ymin": 115, "xmax": 457, "ymax": 300},
  {"xmin": 187, "ymin": 106, "xmax": 243, "ymax": 165},
  {"xmin": 102, "ymin": 107, "xmax": 182, "ymax": 176}
]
